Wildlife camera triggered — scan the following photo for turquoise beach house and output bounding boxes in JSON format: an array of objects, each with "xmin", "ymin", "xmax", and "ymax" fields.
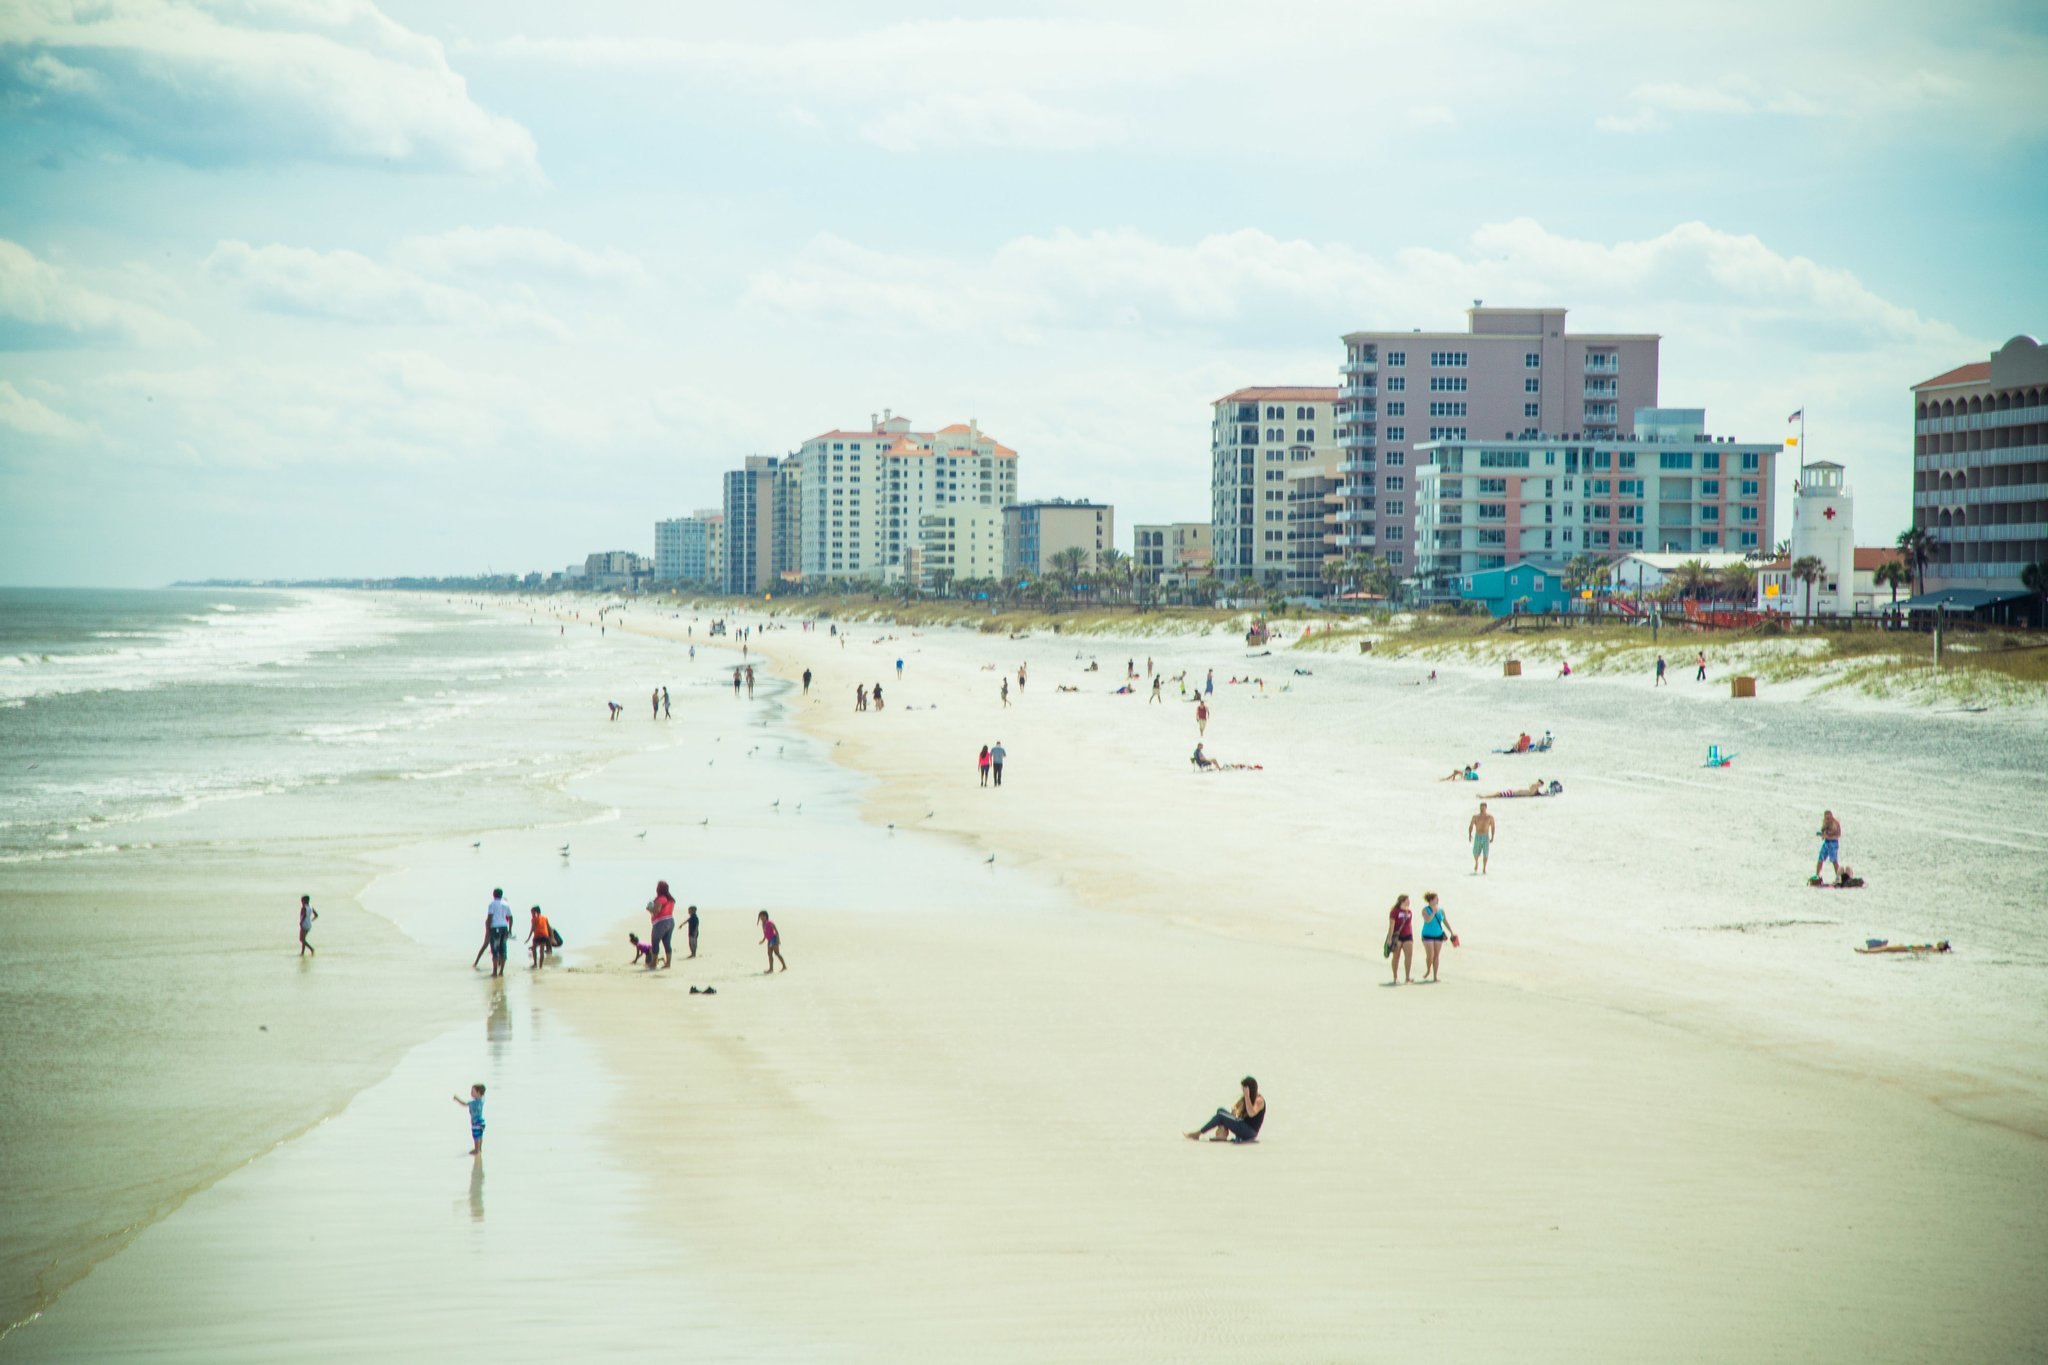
[{"xmin": 1456, "ymin": 562, "xmax": 1569, "ymax": 617}]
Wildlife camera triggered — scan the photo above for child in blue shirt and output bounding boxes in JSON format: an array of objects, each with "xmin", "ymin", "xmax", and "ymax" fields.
[{"xmin": 453, "ymin": 1083, "xmax": 486, "ymax": 1156}]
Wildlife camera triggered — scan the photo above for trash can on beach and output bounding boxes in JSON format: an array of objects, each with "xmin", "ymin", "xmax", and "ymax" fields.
[
  {"xmin": 1503, "ymin": 660, "xmax": 1522, "ymax": 677},
  {"xmin": 1731, "ymin": 675, "xmax": 1757, "ymax": 698}
]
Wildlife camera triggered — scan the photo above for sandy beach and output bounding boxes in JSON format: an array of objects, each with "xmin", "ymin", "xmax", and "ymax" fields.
[{"xmin": 8, "ymin": 596, "xmax": 2046, "ymax": 1361}]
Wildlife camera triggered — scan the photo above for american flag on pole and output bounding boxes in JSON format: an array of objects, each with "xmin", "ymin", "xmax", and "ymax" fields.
[{"xmin": 1787, "ymin": 409, "xmax": 1803, "ymax": 423}]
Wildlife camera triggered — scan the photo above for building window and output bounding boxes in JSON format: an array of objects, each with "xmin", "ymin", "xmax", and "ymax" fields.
[
  {"xmin": 1385, "ymin": 451, "xmax": 1404, "ymax": 465},
  {"xmin": 1429, "ymin": 351, "xmax": 1469, "ymax": 367},
  {"xmin": 1478, "ymin": 478, "xmax": 1507, "ymax": 493},
  {"xmin": 1387, "ymin": 550, "xmax": 1405, "ymax": 566},
  {"xmin": 1740, "ymin": 506, "xmax": 1759, "ymax": 522},
  {"xmin": 1478, "ymin": 450, "xmax": 1530, "ymax": 468},
  {"xmin": 1384, "ymin": 475, "xmax": 1404, "ymax": 491},
  {"xmin": 1659, "ymin": 452, "xmax": 1692, "ymax": 470},
  {"xmin": 1428, "ymin": 427, "xmax": 1467, "ymax": 440},
  {"xmin": 1383, "ymin": 499, "xmax": 1404, "ymax": 516},
  {"xmin": 1702, "ymin": 453, "xmax": 1720, "ymax": 471},
  {"xmin": 1387, "ymin": 426, "xmax": 1405, "ymax": 442},
  {"xmin": 1388, "ymin": 351, "xmax": 1406, "ymax": 366},
  {"xmin": 1387, "ymin": 401, "xmax": 1404, "ymax": 416},
  {"xmin": 1740, "ymin": 479, "xmax": 1759, "ymax": 496},
  {"xmin": 1387, "ymin": 376, "xmax": 1405, "ymax": 392},
  {"xmin": 1428, "ymin": 377, "xmax": 1469, "ymax": 392},
  {"xmin": 1701, "ymin": 480, "xmax": 1720, "ymax": 496},
  {"xmin": 1524, "ymin": 403, "xmax": 1540, "ymax": 418},
  {"xmin": 1525, "ymin": 352, "xmax": 1541, "ymax": 368},
  {"xmin": 1741, "ymin": 453, "xmax": 1761, "ymax": 471},
  {"xmin": 1429, "ymin": 401, "xmax": 1468, "ymax": 416}
]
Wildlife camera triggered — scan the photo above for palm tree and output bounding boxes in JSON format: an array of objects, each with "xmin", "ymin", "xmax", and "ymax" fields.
[
  {"xmin": 1717, "ymin": 561, "xmax": 1756, "ymax": 604},
  {"xmin": 1668, "ymin": 559, "xmax": 1712, "ymax": 600},
  {"xmin": 1872, "ymin": 559, "xmax": 1909, "ymax": 609},
  {"xmin": 2021, "ymin": 560, "xmax": 2048, "ymax": 624},
  {"xmin": 1896, "ymin": 527, "xmax": 1938, "ymax": 596},
  {"xmin": 1097, "ymin": 548, "xmax": 1130, "ymax": 603},
  {"xmin": 1792, "ymin": 554, "xmax": 1825, "ymax": 622},
  {"xmin": 929, "ymin": 567, "xmax": 954, "ymax": 599}
]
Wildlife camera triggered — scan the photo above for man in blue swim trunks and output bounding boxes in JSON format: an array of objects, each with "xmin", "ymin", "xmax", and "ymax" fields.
[
  {"xmin": 1814, "ymin": 810, "xmax": 1842, "ymax": 881},
  {"xmin": 1468, "ymin": 802, "xmax": 1496, "ymax": 875}
]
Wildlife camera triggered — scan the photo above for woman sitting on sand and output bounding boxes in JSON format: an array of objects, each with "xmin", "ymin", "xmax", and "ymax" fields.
[
  {"xmin": 1185, "ymin": 1076, "xmax": 1266, "ymax": 1143},
  {"xmin": 1439, "ymin": 763, "xmax": 1479, "ymax": 782}
]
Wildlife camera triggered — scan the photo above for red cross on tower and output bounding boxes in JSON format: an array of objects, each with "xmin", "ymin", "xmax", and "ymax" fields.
[{"xmin": 1824, "ymin": 506, "xmax": 1837, "ymax": 520}]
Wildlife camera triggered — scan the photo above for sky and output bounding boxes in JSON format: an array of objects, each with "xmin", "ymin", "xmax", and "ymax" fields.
[{"xmin": 1, "ymin": 0, "xmax": 2044, "ymax": 586}]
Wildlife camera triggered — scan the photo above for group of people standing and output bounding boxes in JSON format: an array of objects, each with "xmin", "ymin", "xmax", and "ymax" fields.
[
  {"xmin": 1384, "ymin": 892, "xmax": 1457, "ymax": 984},
  {"xmin": 641, "ymin": 879, "xmax": 784, "ymax": 973}
]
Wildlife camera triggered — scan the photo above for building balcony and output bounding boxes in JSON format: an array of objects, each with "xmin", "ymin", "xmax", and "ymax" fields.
[
  {"xmin": 1341, "ymin": 357, "xmax": 1378, "ymax": 376},
  {"xmin": 1339, "ymin": 382, "xmax": 1378, "ymax": 400},
  {"xmin": 1585, "ymin": 356, "xmax": 1619, "ymax": 374},
  {"xmin": 1340, "ymin": 431, "xmax": 1378, "ymax": 449},
  {"xmin": 1337, "ymin": 460, "xmax": 1376, "ymax": 476},
  {"xmin": 1584, "ymin": 383, "xmax": 1617, "ymax": 398},
  {"xmin": 1329, "ymin": 532, "xmax": 1377, "ymax": 548},
  {"xmin": 1333, "ymin": 508, "xmax": 1378, "ymax": 524}
]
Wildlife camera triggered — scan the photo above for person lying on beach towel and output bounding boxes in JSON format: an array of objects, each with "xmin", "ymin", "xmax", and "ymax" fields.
[
  {"xmin": 1192, "ymin": 745, "xmax": 1262, "ymax": 772},
  {"xmin": 1493, "ymin": 780, "xmax": 1561, "ymax": 798},
  {"xmin": 1056, "ymin": 684, "xmax": 1079, "ymax": 693},
  {"xmin": 1856, "ymin": 940, "xmax": 1949, "ymax": 955},
  {"xmin": 1440, "ymin": 764, "xmax": 1480, "ymax": 781}
]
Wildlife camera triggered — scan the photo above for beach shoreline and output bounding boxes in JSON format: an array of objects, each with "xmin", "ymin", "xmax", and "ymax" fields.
[{"xmin": 10, "ymin": 593, "xmax": 2045, "ymax": 1360}]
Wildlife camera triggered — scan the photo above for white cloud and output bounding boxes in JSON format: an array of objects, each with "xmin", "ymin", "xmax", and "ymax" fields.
[
  {"xmin": 0, "ymin": 380, "xmax": 90, "ymax": 440},
  {"xmin": 204, "ymin": 240, "xmax": 566, "ymax": 336},
  {"xmin": 1, "ymin": 0, "xmax": 539, "ymax": 178},
  {"xmin": 0, "ymin": 238, "xmax": 199, "ymax": 347},
  {"xmin": 390, "ymin": 227, "xmax": 646, "ymax": 285}
]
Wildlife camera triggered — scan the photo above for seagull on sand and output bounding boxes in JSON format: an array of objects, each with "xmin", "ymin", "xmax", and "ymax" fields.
[{"xmin": 985, "ymin": 854, "xmax": 996, "ymax": 865}]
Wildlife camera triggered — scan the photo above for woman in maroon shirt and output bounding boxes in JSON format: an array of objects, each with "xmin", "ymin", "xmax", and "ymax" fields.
[{"xmin": 1385, "ymin": 894, "xmax": 1414, "ymax": 985}]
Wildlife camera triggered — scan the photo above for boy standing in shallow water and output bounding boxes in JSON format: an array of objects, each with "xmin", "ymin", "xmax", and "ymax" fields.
[{"xmin": 454, "ymin": 1083, "xmax": 486, "ymax": 1155}]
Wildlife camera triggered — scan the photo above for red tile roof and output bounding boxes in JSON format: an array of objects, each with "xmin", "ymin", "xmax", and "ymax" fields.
[
  {"xmin": 1913, "ymin": 361, "xmax": 1991, "ymax": 390},
  {"xmin": 1854, "ymin": 547, "xmax": 1904, "ymax": 571},
  {"xmin": 1215, "ymin": 386, "xmax": 1340, "ymax": 404}
]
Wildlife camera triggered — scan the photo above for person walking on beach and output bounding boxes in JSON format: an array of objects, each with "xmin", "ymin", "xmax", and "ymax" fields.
[
  {"xmin": 1205, "ymin": 669, "xmax": 1214, "ymax": 695},
  {"xmin": 733, "ymin": 668, "xmax": 742, "ymax": 696},
  {"xmin": 802, "ymin": 668, "xmax": 812, "ymax": 695},
  {"xmin": 1419, "ymin": 892, "xmax": 1456, "ymax": 982},
  {"xmin": 662, "ymin": 687, "xmax": 670, "ymax": 718},
  {"xmin": 746, "ymin": 665, "xmax": 755, "ymax": 698},
  {"xmin": 685, "ymin": 903, "xmax": 700, "ymax": 959},
  {"xmin": 454, "ymin": 1083, "xmax": 486, "ymax": 1156},
  {"xmin": 297, "ymin": 895, "xmax": 317, "ymax": 956},
  {"xmin": 647, "ymin": 880, "xmax": 677, "ymax": 970},
  {"xmin": 872, "ymin": 681, "xmax": 884, "ymax": 710},
  {"xmin": 1814, "ymin": 811, "xmax": 1843, "ymax": 882},
  {"xmin": 990, "ymin": 740, "xmax": 1006, "ymax": 787},
  {"xmin": 1149, "ymin": 674, "xmax": 1163, "ymax": 703},
  {"xmin": 485, "ymin": 889, "xmax": 515, "ymax": 977},
  {"xmin": 856, "ymin": 684, "xmax": 867, "ymax": 712},
  {"xmin": 1654, "ymin": 655, "xmax": 1667, "ymax": 687},
  {"xmin": 1017, "ymin": 664, "xmax": 1026, "ymax": 693},
  {"xmin": 1468, "ymin": 804, "xmax": 1496, "ymax": 875},
  {"xmin": 1385, "ymin": 894, "xmax": 1415, "ymax": 984},
  {"xmin": 651, "ymin": 688, "xmax": 660, "ymax": 719},
  {"xmin": 1695, "ymin": 651, "xmax": 1707, "ymax": 683},
  {"xmin": 978, "ymin": 744, "xmax": 992, "ymax": 787},
  {"xmin": 526, "ymin": 906, "xmax": 552, "ymax": 970},
  {"xmin": 757, "ymin": 910, "xmax": 787, "ymax": 973},
  {"xmin": 607, "ymin": 700, "xmax": 622, "ymax": 720},
  {"xmin": 1195, "ymin": 699, "xmax": 1209, "ymax": 736},
  {"xmin": 1001, "ymin": 678, "xmax": 1010, "ymax": 707},
  {"xmin": 1184, "ymin": 1076, "xmax": 1265, "ymax": 1143}
]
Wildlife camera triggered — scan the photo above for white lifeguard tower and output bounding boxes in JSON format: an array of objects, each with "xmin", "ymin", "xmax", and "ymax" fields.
[{"xmin": 1788, "ymin": 460, "xmax": 1855, "ymax": 613}]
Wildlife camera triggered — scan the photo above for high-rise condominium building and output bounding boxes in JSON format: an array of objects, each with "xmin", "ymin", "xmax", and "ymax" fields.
[
  {"xmin": 1134, "ymin": 522, "xmax": 1213, "ymax": 584},
  {"xmin": 1209, "ymin": 387, "xmax": 1341, "ymax": 588},
  {"xmin": 1004, "ymin": 500, "xmax": 1114, "ymax": 578},
  {"xmin": 1337, "ymin": 307, "xmax": 1660, "ymax": 579},
  {"xmin": 1910, "ymin": 335, "xmax": 2048, "ymax": 592},
  {"xmin": 1413, "ymin": 407, "xmax": 1776, "ymax": 587},
  {"xmin": 654, "ymin": 509, "xmax": 724, "ymax": 584},
  {"xmin": 917, "ymin": 505, "xmax": 1005, "ymax": 588},
  {"xmin": 797, "ymin": 410, "xmax": 1019, "ymax": 581},
  {"xmin": 722, "ymin": 456, "xmax": 802, "ymax": 595}
]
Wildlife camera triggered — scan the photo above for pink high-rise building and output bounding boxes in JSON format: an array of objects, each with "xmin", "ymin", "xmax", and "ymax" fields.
[{"xmin": 1337, "ymin": 307, "xmax": 1660, "ymax": 577}]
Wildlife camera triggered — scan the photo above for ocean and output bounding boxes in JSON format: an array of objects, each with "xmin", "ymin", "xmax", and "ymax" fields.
[{"xmin": 0, "ymin": 588, "xmax": 696, "ymax": 1332}]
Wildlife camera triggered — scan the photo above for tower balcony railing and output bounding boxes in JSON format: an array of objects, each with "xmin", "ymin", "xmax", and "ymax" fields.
[
  {"xmin": 1339, "ymin": 382, "xmax": 1378, "ymax": 400},
  {"xmin": 1341, "ymin": 357, "xmax": 1378, "ymax": 376},
  {"xmin": 1340, "ymin": 431, "xmax": 1378, "ymax": 449}
]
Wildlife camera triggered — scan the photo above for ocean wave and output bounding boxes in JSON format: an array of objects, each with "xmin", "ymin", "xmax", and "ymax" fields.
[{"xmin": 0, "ymin": 593, "xmax": 402, "ymax": 704}]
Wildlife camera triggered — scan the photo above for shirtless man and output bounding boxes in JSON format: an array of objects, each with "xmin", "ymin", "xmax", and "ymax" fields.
[
  {"xmin": 1815, "ymin": 810, "xmax": 1843, "ymax": 881},
  {"xmin": 1468, "ymin": 802, "xmax": 1497, "ymax": 874}
]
